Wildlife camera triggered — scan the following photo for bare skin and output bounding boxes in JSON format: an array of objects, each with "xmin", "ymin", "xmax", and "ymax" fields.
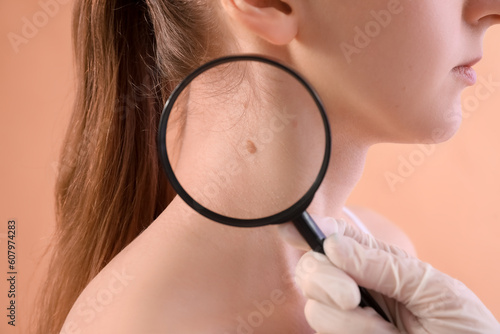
[
  {"xmin": 60, "ymin": 196, "xmax": 415, "ymax": 334},
  {"xmin": 60, "ymin": 0, "xmax": 499, "ymax": 333}
]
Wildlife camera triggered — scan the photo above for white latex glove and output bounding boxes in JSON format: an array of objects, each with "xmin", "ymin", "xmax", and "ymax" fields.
[{"xmin": 278, "ymin": 216, "xmax": 500, "ymax": 333}]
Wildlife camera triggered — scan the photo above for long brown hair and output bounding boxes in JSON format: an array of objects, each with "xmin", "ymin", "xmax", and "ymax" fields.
[{"xmin": 31, "ymin": 1, "xmax": 223, "ymax": 332}]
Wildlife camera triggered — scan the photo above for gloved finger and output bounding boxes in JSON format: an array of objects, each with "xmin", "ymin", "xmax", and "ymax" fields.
[
  {"xmin": 325, "ymin": 217, "xmax": 411, "ymax": 259},
  {"xmin": 322, "ymin": 232, "xmax": 440, "ymax": 314},
  {"xmin": 304, "ymin": 299, "xmax": 399, "ymax": 334},
  {"xmin": 278, "ymin": 215, "xmax": 410, "ymax": 259},
  {"xmin": 295, "ymin": 251, "xmax": 361, "ymax": 310}
]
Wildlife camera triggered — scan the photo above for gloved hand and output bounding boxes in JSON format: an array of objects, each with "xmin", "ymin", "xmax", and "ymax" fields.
[{"xmin": 278, "ymin": 216, "xmax": 500, "ymax": 333}]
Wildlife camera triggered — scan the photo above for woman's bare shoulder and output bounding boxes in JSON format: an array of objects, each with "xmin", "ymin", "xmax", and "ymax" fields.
[
  {"xmin": 60, "ymin": 208, "xmax": 226, "ymax": 333},
  {"xmin": 346, "ymin": 206, "xmax": 418, "ymax": 257}
]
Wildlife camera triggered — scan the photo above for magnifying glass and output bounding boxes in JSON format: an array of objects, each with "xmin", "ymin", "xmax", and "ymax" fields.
[{"xmin": 157, "ymin": 54, "xmax": 390, "ymax": 323}]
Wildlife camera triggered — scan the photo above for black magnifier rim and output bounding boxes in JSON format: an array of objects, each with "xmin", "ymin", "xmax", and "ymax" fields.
[{"xmin": 157, "ymin": 54, "xmax": 331, "ymax": 228}]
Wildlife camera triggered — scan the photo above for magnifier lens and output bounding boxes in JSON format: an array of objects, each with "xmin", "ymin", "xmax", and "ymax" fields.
[{"xmin": 163, "ymin": 60, "xmax": 326, "ymax": 220}]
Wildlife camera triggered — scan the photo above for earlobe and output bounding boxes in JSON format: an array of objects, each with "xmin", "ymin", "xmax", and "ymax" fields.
[{"xmin": 222, "ymin": 0, "xmax": 298, "ymax": 45}]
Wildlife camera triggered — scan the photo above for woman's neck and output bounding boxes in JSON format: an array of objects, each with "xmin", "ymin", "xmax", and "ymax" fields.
[
  {"xmin": 309, "ymin": 132, "xmax": 369, "ymax": 218},
  {"xmin": 158, "ymin": 133, "xmax": 369, "ymax": 309},
  {"xmin": 154, "ymin": 142, "xmax": 368, "ymax": 333}
]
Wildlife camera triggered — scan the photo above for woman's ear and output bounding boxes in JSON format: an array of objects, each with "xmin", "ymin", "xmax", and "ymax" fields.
[{"xmin": 221, "ymin": 0, "xmax": 298, "ymax": 45}]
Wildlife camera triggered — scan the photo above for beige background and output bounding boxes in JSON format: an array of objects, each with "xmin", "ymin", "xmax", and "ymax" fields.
[{"xmin": 0, "ymin": 1, "xmax": 499, "ymax": 333}]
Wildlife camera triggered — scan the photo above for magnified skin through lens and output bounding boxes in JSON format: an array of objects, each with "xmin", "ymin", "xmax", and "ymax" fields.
[{"xmin": 165, "ymin": 60, "xmax": 325, "ymax": 220}]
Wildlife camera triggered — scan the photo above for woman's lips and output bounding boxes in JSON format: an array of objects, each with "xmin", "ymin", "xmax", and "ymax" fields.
[
  {"xmin": 452, "ymin": 65, "xmax": 477, "ymax": 85},
  {"xmin": 452, "ymin": 56, "xmax": 482, "ymax": 86}
]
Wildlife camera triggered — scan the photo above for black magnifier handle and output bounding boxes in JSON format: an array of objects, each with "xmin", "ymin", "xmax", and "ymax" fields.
[{"xmin": 292, "ymin": 211, "xmax": 391, "ymax": 323}]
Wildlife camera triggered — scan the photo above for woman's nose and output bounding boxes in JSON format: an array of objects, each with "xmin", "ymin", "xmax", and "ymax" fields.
[{"xmin": 464, "ymin": 0, "xmax": 500, "ymax": 26}]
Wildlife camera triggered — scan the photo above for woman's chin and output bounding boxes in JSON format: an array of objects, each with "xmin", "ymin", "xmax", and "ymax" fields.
[
  {"xmin": 414, "ymin": 108, "xmax": 463, "ymax": 144},
  {"xmin": 415, "ymin": 122, "xmax": 462, "ymax": 145},
  {"xmin": 430, "ymin": 125, "xmax": 460, "ymax": 143},
  {"xmin": 432, "ymin": 115, "xmax": 463, "ymax": 143}
]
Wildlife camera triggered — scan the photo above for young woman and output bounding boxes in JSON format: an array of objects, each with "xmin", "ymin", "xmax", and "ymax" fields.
[{"xmin": 32, "ymin": 0, "xmax": 500, "ymax": 333}]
